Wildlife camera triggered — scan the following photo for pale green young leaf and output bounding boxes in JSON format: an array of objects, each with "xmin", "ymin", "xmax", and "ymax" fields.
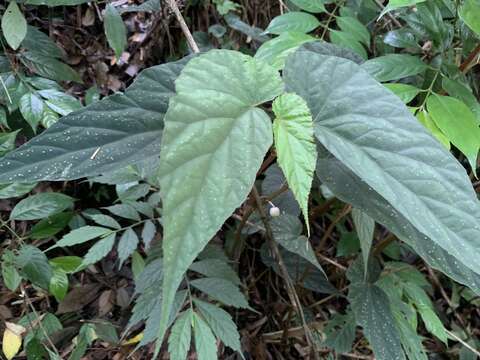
[
  {"xmin": 49, "ymin": 256, "xmax": 83, "ymax": 273},
  {"xmin": 1, "ymin": 1, "xmax": 27, "ymax": 50},
  {"xmin": 427, "ymin": 94, "xmax": 480, "ymax": 172},
  {"xmin": 255, "ymin": 31, "xmax": 315, "ymax": 70},
  {"xmin": 41, "ymin": 106, "xmax": 59, "ymax": 128},
  {"xmin": 49, "ymin": 267, "xmax": 68, "ymax": 301},
  {"xmin": 0, "ymin": 130, "xmax": 20, "ymax": 157},
  {"xmin": 289, "ymin": 0, "xmax": 326, "ymax": 13},
  {"xmin": 117, "ymin": 228, "xmax": 139, "ymax": 267},
  {"xmin": 194, "ymin": 299, "xmax": 242, "ymax": 353},
  {"xmin": 168, "ymin": 309, "xmax": 193, "ymax": 360},
  {"xmin": 19, "ymin": 93, "xmax": 45, "ymax": 131},
  {"xmin": 384, "ymin": 83, "xmax": 420, "ymax": 103},
  {"xmin": 104, "ymin": 5, "xmax": 127, "ymax": 59},
  {"xmin": 380, "ymin": 0, "xmax": 426, "ymax": 18},
  {"xmin": 0, "ymin": 183, "xmax": 36, "ymax": 199},
  {"xmin": 81, "ymin": 233, "xmax": 116, "ymax": 266},
  {"xmin": 459, "ymin": 0, "xmax": 480, "ymax": 37},
  {"xmin": 264, "ymin": 12, "xmax": 320, "ymax": 34},
  {"xmin": 157, "ymin": 50, "xmax": 282, "ymax": 347},
  {"xmin": 416, "ymin": 110, "xmax": 450, "ymax": 149},
  {"xmin": 361, "ymin": 54, "xmax": 427, "ymax": 81},
  {"xmin": 49, "ymin": 226, "xmax": 112, "ymax": 250},
  {"xmin": 10, "ymin": 193, "xmax": 74, "ymax": 221},
  {"xmin": 193, "ymin": 312, "xmax": 217, "ymax": 360},
  {"xmin": 38, "ymin": 89, "xmax": 82, "ymax": 116},
  {"xmin": 404, "ymin": 284, "xmax": 448, "ymax": 343},
  {"xmin": 352, "ymin": 208, "xmax": 375, "ymax": 277},
  {"xmin": 190, "ymin": 278, "xmax": 250, "ymax": 309},
  {"xmin": 442, "ymin": 78, "xmax": 480, "ymax": 123},
  {"xmin": 272, "ymin": 93, "xmax": 316, "ymax": 235},
  {"xmin": 285, "ymin": 47, "xmax": 480, "ymax": 292}
]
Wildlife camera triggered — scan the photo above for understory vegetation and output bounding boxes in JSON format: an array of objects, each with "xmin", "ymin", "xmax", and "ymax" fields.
[{"xmin": 1, "ymin": 0, "xmax": 480, "ymax": 359}]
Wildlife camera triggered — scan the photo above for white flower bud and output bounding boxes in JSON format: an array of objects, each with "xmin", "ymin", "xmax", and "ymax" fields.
[{"xmin": 269, "ymin": 206, "xmax": 280, "ymax": 217}]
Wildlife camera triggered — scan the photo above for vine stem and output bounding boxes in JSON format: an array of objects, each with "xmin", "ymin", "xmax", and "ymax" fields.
[
  {"xmin": 251, "ymin": 186, "xmax": 320, "ymax": 359},
  {"xmin": 166, "ymin": 0, "xmax": 200, "ymax": 54},
  {"xmin": 459, "ymin": 43, "xmax": 480, "ymax": 73}
]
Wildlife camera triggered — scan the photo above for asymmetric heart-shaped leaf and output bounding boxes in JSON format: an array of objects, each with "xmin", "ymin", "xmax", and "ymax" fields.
[
  {"xmin": 284, "ymin": 48, "xmax": 480, "ymax": 290},
  {"xmin": 157, "ymin": 50, "xmax": 283, "ymax": 347},
  {"xmin": 0, "ymin": 57, "xmax": 190, "ymax": 183}
]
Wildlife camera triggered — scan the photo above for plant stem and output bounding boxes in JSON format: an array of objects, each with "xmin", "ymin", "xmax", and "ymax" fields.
[
  {"xmin": 166, "ymin": 0, "xmax": 200, "ymax": 54},
  {"xmin": 251, "ymin": 186, "xmax": 320, "ymax": 358}
]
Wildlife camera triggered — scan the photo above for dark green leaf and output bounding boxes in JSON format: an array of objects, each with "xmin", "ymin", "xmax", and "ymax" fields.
[
  {"xmin": 117, "ymin": 228, "xmax": 139, "ymax": 266},
  {"xmin": 21, "ymin": 26, "xmax": 64, "ymax": 59},
  {"xmin": 190, "ymin": 278, "xmax": 250, "ymax": 309},
  {"xmin": 361, "ymin": 54, "xmax": 427, "ymax": 81},
  {"xmin": 349, "ymin": 283, "xmax": 405, "ymax": 360},
  {"xmin": 15, "ymin": 245, "xmax": 53, "ymax": 289},
  {"xmin": 20, "ymin": 52, "xmax": 82, "ymax": 83},
  {"xmin": 30, "ymin": 212, "xmax": 73, "ymax": 239},
  {"xmin": 10, "ymin": 193, "xmax": 74, "ymax": 220},
  {"xmin": 49, "ymin": 225, "xmax": 112, "ymax": 250},
  {"xmin": 82, "ymin": 233, "xmax": 116, "ymax": 266},
  {"xmin": 193, "ymin": 312, "xmax": 217, "ymax": 360},
  {"xmin": 264, "ymin": 12, "xmax": 320, "ymax": 34},
  {"xmin": 289, "ymin": 0, "xmax": 326, "ymax": 13},
  {"xmin": 104, "ymin": 5, "xmax": 127, "ymax": 59},
  {"xmin": 0, "ymin": 58, "xmax": 189, "ymax": 183},
  {"xmin": 284, "ymin": 48, "xmax": 480, "ymax": 293},
  {"xmin": 194, "ymin": 299, "xmax": 241, "ymax": 352},
  {"xmin": 167, "ymin": 309, "xmax": 192, "ymax": 360},
  {"xmin": 1, "ymin": 250, "xmax": 22, "ymax": 291}
]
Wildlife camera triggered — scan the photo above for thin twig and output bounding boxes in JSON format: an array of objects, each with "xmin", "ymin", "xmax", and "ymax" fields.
[
  {"xmin": 446, "ymin": 330, "xmax": 480, "ymax": 357},
  {"xmin": 166, "ymin": 0, "xmax": 200, "ymax": 53},
  {"xmin": 21, "ymin": 285, "xmax": 60, "ymax": 357},
  {"xmin": 459, "ymin": 43, "xmax": 480, "ymax": 73},
  {"xmin": 251, "ymin": 187, "xmax": 320, "ymax": 359}
]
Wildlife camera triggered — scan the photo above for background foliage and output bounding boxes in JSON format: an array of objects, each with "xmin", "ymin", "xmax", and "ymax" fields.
[{"xmin": 1, "ymin": 0, "xmax": 480, "ymax": 359}]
